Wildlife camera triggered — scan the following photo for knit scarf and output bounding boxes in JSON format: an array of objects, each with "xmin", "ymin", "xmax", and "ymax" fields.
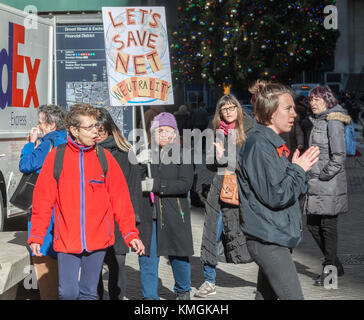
[{"xmin": 218, "ymin": 120, "xmax": 236, "ymax": 135}]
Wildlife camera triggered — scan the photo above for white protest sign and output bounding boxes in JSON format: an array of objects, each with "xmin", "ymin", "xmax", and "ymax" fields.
[{"xmin": 102, "ymin": 7, "xmax": 174, "ymax": 107}]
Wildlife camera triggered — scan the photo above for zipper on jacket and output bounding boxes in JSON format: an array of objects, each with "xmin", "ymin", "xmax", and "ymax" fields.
[
  {"xmin": 105, "ymin": 216, "xmax": 112, "ymax": 238},
  {"xmin": 159, "ymin": 197, "xmax": 164, "ymax": 229},
  {"xmin": 158, "ymin": 154, "xmax": 165, "ymax": 229},
  {"xmin": 177, "ymin": 198, "xmax": 185, "ymax": 222},
  {"xmin": 80, "ymin": 151, "xmax": 87, "ymax": 251}
]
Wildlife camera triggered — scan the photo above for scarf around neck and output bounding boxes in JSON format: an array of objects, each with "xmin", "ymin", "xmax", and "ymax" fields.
[{"xmin": 218, "ymin": 120, "xmax": 236, "ymax": 135}]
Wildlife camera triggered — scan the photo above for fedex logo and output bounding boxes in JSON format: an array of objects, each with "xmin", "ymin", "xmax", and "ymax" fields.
[{"xmin": 0, "ymin": 22, "xmax": 40, "ymax": 110}]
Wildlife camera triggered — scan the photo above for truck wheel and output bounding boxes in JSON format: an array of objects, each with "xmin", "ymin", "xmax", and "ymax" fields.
[{"xmin": 0, "ymin": 192, "xmax": 5, "ymax": 231}]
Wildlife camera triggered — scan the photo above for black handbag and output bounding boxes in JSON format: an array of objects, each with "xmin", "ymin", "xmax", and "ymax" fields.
[
  {"xmin": 10, "ymin": 138, "xmax": 54, "ymax": 211},
  {"xmin": 10, "ymin": 172, "xmax": 39, "ymax": 211}
]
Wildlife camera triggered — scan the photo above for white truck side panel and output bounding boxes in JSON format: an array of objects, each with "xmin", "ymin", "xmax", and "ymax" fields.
[{"xmin": 0, "ymin": 4, "xmax": 53, "ymax": 219}]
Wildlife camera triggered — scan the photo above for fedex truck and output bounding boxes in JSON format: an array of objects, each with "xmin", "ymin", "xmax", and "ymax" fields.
[{"xmin": 0, "ymin": 4, "xmax": 54, "ymax": 230}]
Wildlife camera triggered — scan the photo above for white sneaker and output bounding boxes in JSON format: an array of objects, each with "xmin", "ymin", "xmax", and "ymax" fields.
[{"xmin": 194, "ymin": 281, "xmax": 216, "ymax": 298}]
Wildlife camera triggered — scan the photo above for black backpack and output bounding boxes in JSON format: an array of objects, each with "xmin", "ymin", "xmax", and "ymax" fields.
[{"xmin": 53, "ymin": 144, "xmax": 108, "ymax": 187}]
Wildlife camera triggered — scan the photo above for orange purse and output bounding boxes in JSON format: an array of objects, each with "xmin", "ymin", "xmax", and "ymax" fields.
[{"xmin": 220, "ymin": 171, "xmax": 239, "ymax": 206}]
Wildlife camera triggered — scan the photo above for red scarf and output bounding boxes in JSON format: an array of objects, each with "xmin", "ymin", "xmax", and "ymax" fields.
[
  {"xmin": 218, "ymin": 120, "xmax": 236, "ymax": 135},
  {"xmin": 276, "ymin": 144, "xmax": 290, "ymax": 158}
]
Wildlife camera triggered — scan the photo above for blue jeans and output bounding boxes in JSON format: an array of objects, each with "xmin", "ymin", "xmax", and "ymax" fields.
[
  {"xmin": 58, "ymin": 249, "xmax": 106, "ymax": 300},
  {"xmin": 203, "ymin": 211, "xmax": 223, "ymax": 284},
  {"xmin": 138, "ymin": 220, "xmax": 191, "ymax": 300}
]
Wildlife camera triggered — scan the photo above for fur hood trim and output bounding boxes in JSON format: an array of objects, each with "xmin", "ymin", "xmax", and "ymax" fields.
[{"xmin": 326, "ymin": 112, "xmax": 352, "ymax": 125}]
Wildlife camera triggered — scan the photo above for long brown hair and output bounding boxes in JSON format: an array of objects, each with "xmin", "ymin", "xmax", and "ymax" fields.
[
  {"xmin": 96, "ymin": 108, "xmax": 131, "ymax": 152},
  {"xmin": 212, "ymin": 94, "xmax": 246, "ymax": 145}
]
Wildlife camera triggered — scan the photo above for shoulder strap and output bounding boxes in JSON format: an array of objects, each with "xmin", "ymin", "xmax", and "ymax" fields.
[
  {"xmin": 96, "ymin": 145, "xmax": 108, "ymax": 177},
  {"xmin": 53, "ymin": 144, "xmax": 108, "ymax": 188},
  {"xmin": 54, "ymin": 143, "xmax": 67, "ymax": 187}
]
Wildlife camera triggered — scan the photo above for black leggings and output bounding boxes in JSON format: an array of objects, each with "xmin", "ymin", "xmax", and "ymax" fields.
[
  {"xmin": 306, "ymin": 214, "xmax": 342, "ymax": 268},
  {"xmin": 247, "ymin": 239, "xmax": 304, "ymax": 300},
  {"xmin": 97, "ymin": 246, "xmax": 126, "ymax": 300}
]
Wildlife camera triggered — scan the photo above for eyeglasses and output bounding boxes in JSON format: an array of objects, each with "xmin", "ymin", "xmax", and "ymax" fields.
[
  {"xmin": 155, "ymin": 129, "xmax": 175, "ymax": 135},
  {"xmin": 79, "ymin": 123, "xmax": 100, "ymax": 131},
  {"xmin": 220, "ymin": 105, "xmax": 237, "ymax": 114}
]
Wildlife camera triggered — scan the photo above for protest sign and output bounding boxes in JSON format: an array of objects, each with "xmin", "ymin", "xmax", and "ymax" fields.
[{"xmin": 102, "ymin": 7, "xmax": 174, "ymax": 106}]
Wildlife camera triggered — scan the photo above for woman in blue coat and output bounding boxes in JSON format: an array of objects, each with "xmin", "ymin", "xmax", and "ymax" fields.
[
  {"xmin": 19, "ymin": 104, "xmax": 67, "ymax": 300},
  {"xmin": 237, "ymin": 83, "xmax": 320, "ymax": 300}
]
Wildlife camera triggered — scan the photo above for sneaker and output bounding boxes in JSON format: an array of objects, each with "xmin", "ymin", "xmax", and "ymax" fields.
[
  {"xmin": 176, "ymin": 291, "xmax": 190, "ymax": 300},
  {"xmin": 194, "ymin": 281, "xmax": 216, "ymax": 298}
]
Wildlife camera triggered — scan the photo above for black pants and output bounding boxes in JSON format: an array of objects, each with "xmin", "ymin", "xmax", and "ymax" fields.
[
  {"xmin": 97, "ymin": 246, "xmax": 126, "ymax": 300},
  {"xmin": 247, "ymin": 239, "xmax": 304, "ymax": 300},
  {"xmin": 306, "ymin": 214, "xmax": 342, "ymax": 268}
]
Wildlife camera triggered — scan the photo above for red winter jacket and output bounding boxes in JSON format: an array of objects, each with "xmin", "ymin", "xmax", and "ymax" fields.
[{"xmin": 28, "ymin": 137, "xmax": 139, "ymax": 254}]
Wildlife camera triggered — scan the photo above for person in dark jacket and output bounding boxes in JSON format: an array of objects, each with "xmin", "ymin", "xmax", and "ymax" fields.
[
  {"xmin": 195, "ymin": 94, "xmax": 255, "ymax": 298},
  {"xmin": 303, "ymin": 85, "xmax": 350, "ymax": 286},
  {"xmin": 173, "ymin": 104, "xmax": 190, "ymax": 136},
  {"xmin": 237, "ymin": 82, "xmax": 320, "ymax": 300},
  {"xmin": 294, "ymin": 95, "xmax": 312, "ymax": 153},
  {"xmin": 191, "ymin": 102, "xmax": 209, "ymax": 131},
  {"xmin": 95, "ymin": 108, "xmax": 144, "ymax": 300},
  {"xmin": 20, "ymin": 104, "xmax": 67, "ymax": 300},
  {"xmin": 137, "ymin": 112, "xmax": 194, "ymax": 300}
]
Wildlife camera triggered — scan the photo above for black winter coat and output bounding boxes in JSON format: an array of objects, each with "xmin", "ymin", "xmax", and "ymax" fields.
[
  {"xmin": 138, "ymin": 145, "xmax": 194, "ymax": 257},
  {"xmin": 238, "ymin": 124, "xmax": 308, "ymax": 248},
  {"xmin": 98, "ymin": 136, "xmax": 145, "ymax": 255}
]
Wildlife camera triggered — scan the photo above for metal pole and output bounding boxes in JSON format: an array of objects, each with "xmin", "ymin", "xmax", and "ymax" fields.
[
  {"xmin": 132, "ymin": 107, "xmax": 136, "ymax": 144},
  {"xmin": 140, "ymin": 105, "xmax": 152, "ymax": 178}
]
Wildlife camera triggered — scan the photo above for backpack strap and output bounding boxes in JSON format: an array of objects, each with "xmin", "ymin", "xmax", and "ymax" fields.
[
  {"xmin": 96, "ymin": 145, "xmax": 108, "ymax": 177},
  {"xmin": 54, "ymin": 143, "xmax": 67, "ymax": 188},
  {"xmin": 53, "ymin": 144, "xmax": 108, "ymax": 188}
]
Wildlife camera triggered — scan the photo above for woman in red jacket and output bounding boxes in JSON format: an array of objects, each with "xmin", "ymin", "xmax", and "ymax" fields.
[{"xmin": 28, "ymin": 104, "xmax": 144, "ymax": 300}]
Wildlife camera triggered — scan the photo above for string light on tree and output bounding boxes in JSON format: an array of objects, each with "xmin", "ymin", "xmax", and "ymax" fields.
[{"xmin": 171, "ymin": 0, "xmax": 339, "ymax": 86}]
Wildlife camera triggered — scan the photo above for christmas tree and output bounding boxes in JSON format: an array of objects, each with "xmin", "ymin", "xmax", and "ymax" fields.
[{"xmin": 171, "ymin": 0, "xmax": 339, "ymax": 87}]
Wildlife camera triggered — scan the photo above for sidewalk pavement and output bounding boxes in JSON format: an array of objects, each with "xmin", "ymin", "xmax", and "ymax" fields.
[
  {"xmin": 16, "ymin": 146, "xmax": 364, "ymax": 300},
  {"xmin": 103, "ymin": 146, "xmax": 364, "ymax": 301}
]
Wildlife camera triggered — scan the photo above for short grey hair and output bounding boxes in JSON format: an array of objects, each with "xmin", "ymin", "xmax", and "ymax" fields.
[{"xmin": 38, "ymin": 105, "xmax": 67, "ymax": 130}]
